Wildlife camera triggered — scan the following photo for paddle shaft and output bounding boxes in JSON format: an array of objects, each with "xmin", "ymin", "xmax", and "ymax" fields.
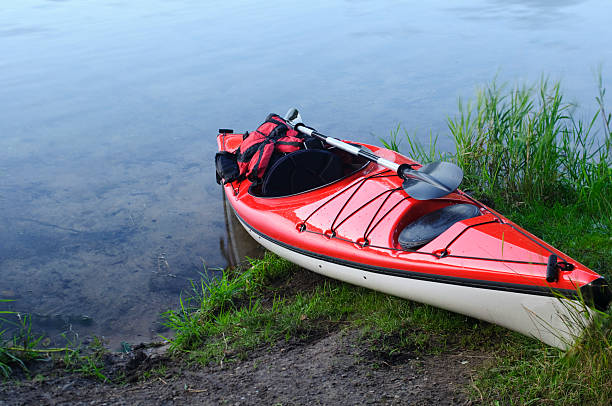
[{"xmin": 294, "ymin": 124, "xmax": 453, "ymax": 192}]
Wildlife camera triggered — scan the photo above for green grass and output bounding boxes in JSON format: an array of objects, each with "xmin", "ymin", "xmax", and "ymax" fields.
[
  {"xmin": 161, "ymin": 253, "xmax": 301, "ymax": 354},
  {"xmin": 466, "ymin": 200, "xmax": 611, "ymax": 405},
  {"xmin": 389, "ymin": 77, "xmax": 611, "ymax": 222},
  {"xmin": 471, "ymin": 311, "xmax": 611, "ymax": 405},
  {"xmin": 449, "ymin": 78, "xmax": 611, "ymax": 219},
  {"xmin": 499, "ymin": 201, "xmax": 611, "ymax": 280},
  {"xmin": 60, "ymin": 336, "xmax": 110, "ymax": 382},
  {"xmin": 381, "ymin": 125, "xmax": 452, "ymax": 164}
]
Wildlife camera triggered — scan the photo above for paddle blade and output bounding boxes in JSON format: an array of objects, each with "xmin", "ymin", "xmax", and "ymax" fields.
[{"xmin": 402, "ymin": 161, "xmax": 463, "ymax": 200}]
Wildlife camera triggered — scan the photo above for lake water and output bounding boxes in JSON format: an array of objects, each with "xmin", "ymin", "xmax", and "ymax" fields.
[{"xmin": 1, "ymin": 0, "xmax": 611, "ymax": 348}]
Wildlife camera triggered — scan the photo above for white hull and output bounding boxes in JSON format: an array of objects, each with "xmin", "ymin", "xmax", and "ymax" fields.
[{"xmin": 240, "ymin": 219, "xmax": 590, "ymax": 349}]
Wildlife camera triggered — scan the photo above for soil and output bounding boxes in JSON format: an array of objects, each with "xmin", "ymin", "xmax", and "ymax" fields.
[{"xmin": 0, "ymin": 330, "xmax": 487, "ymax": 406}]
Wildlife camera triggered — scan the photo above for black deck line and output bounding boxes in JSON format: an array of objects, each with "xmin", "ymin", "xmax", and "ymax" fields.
[{"xmin": 231, "ymin": 210, "xmax": 584, "ymax": 300}]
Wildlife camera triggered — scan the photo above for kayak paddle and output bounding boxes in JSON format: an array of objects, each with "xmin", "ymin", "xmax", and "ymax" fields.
[{"xmin": 284, "ymin": 108, "xmax": 463, "ymax": 200}]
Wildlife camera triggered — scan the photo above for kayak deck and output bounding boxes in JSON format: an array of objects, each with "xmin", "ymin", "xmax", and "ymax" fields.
[{"xmin": 220, "ymin": 132, "xmax": 595, "ymax": 293}]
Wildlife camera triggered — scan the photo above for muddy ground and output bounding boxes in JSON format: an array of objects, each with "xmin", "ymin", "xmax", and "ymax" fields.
[{"xmin": 0, "ymin": 329, "xmax": 489, "ymax": 406}]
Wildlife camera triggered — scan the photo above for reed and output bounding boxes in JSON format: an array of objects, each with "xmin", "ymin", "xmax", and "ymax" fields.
[
  {"xmin": 387, "ymin": 78, "xmax": 611, "ymax": 221},
  {"xmin": 447, "ymin": 78, "xmax": 611, "ymax": 217},
  {"xmin": 447, "ymin": 78, "xmax": 611, "ymax": 405},
  {"xmin": 381, "ymin": 125, "xmax": 451, "ymax": 164}
]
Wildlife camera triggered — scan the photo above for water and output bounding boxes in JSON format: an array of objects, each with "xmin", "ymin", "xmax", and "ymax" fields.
[{"xmin": 1, "ymin": 0, "xmax": 611, "ymax": 348}]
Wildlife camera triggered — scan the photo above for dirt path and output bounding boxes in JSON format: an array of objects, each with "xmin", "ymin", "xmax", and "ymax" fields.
[{"xmin": 1, "ymin": 329, "xmax": 485, "ymax": 405}]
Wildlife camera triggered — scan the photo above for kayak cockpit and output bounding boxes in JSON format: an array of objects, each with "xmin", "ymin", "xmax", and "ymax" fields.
[
  {"xmin": 397, "ymin": 203, "xmax": 482, "ymax": 249},
  {"xmin": 249, "ymin": 147, "xmax": 371, "ymax": 198}
]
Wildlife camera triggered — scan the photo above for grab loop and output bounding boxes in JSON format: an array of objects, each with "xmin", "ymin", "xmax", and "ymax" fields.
[
  {"xmin": 324, "ymin": 229, "xmax": 336, "ymax": 239},
  {"xmin": 433, "ymin": 248, "xmax": 450, "ymax": 258}
]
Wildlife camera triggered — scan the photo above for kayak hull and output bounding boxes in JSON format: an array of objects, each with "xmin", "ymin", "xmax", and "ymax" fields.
[{"xmin": 238, "ymin": 215, "xmax": 588, "ymax": 349}]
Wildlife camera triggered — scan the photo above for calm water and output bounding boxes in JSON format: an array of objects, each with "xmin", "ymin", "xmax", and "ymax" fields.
[{"xmin": 1, "ymin": 0, "xmax": 611, "ymax": 348}]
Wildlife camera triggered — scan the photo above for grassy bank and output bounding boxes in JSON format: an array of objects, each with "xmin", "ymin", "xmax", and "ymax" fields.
[
  {"xmin": 466, "ymin": 203, "xmax": 610, "ymax": 405},
  {"xmin": 454, "ymin": 80, "xmax": 610, "ymax": 405},
  {"xmin": 164, "ymin": 253, "xmax": 610, "ymax": 404}
]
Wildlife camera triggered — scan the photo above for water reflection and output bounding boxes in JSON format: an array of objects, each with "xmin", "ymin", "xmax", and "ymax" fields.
[
  {"xmin": 0, "ymin": 27, "xmax": 50, "ymax": 38},
  {"xmin": 450, "ymin": 0, "xmax": 587, "ymax": 27},
  {"xmin": 220, "ymin": 190, "xmax": 266, "ymax": 269}
]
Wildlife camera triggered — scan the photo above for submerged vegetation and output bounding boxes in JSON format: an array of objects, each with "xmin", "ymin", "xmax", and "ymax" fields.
[
  {"xmin": 0, "ymin": 301, "xmax": 44, "ymax": 378},
  {"xmin": 1, "ymin": 301, "xmax": 109, "ymax": 382}
]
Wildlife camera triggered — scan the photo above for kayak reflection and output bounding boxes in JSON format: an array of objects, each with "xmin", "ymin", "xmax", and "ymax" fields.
[{"xmin": 220, "ymin": 189, "xmax": 266, "ymax": 268}]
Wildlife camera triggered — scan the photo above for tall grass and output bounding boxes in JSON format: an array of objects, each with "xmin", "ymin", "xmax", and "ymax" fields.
[
  {"xmin": 388, "ymin": 78, "xmax": 611, "ymax": 220},
  {"xmin": 447, "ymin": 79, "xmax": 611, "ymax": 216},
  {"xmin": 381, "ymin": 125, "xmax": 452, "ymax": 164}
]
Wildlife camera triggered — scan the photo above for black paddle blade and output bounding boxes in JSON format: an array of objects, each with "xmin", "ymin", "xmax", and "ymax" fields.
[{"xmin": 401, "ymin": 161, "xmax": 463, "ymax": 200}]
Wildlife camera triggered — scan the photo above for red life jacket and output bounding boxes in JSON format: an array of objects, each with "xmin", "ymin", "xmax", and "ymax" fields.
[{"xmin": 237, "ymin": 114, "xmax": 305, "ymax": 182}]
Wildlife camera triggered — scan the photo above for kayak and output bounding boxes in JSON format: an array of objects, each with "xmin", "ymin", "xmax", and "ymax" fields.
[{"xmin": 215, "ymin": 128, "xmax": 611, "ymax": 349}]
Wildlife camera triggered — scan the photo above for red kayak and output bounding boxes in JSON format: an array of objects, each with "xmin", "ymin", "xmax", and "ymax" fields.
[{"xmin": 215, "ymin": 116, "xmax": 610, "ymax": 349}]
